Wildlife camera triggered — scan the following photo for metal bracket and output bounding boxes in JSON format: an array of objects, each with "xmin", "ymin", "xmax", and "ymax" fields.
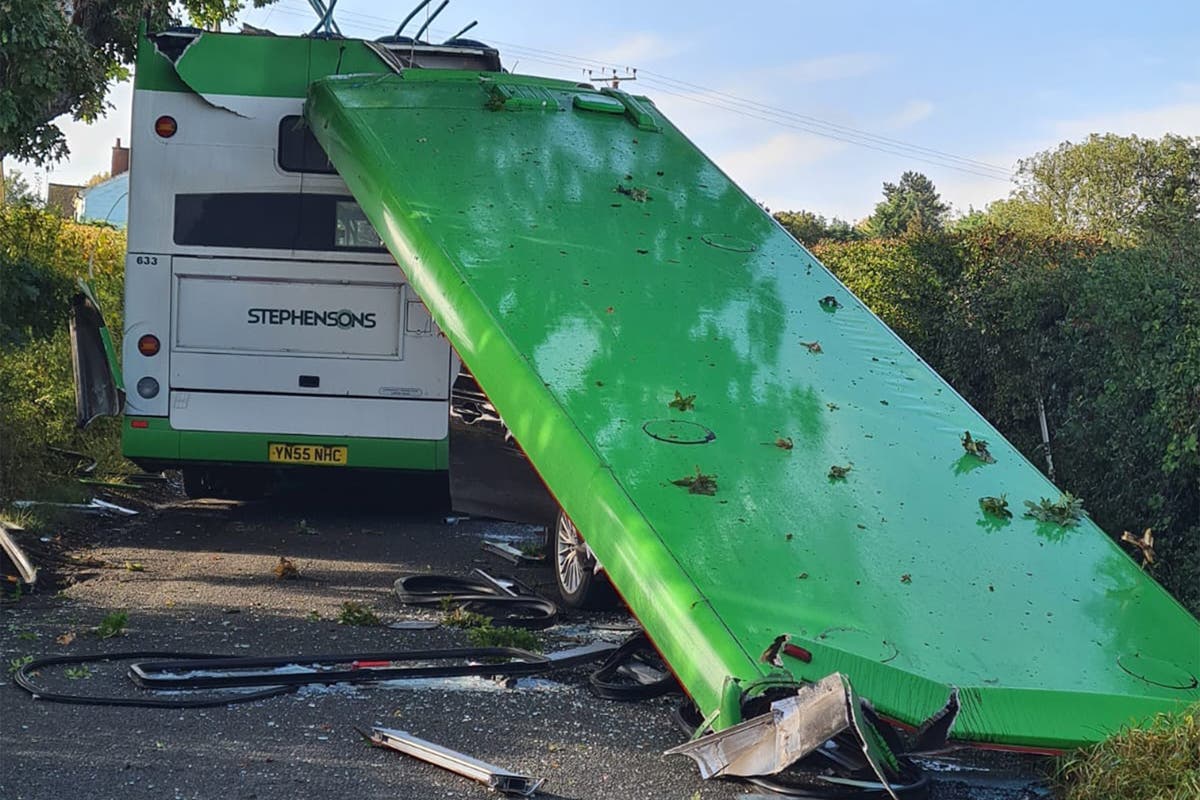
[
  {"xmin": 364, "ymin": 726, "xmax": 545, "ymax": 796},
  {"xmin": 664, "ymin": 673, "xmax": 900, "ymax": 800}
]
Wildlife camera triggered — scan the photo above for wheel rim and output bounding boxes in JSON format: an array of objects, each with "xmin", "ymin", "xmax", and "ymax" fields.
[{"xmin": 556, "ymin": 513, "xmax": 587, "ymax": 595}]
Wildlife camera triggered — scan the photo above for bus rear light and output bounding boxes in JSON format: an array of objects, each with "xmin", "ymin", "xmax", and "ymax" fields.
[
  {"xmin": 136, "ymin": 377, "xmax": 160, "ymax": 399},
  {"xmin": 154, "ymin": 116, "xmax": 177, "ymax": 138},
  {"xmin": 137, "ymin": 334, "xmax": 160, "ymax": 356},
  {"xmin": 130, "ymin": 419, "xmax": 149, "ymax": 429}
]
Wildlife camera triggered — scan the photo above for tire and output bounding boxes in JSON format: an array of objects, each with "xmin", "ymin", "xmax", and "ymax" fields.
[{"xmin": 552, "ymin": 510, "xmax": 617, "ymax": 610}]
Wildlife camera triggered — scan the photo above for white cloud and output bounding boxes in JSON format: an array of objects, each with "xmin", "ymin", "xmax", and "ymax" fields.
[
  {"xmin": 886, "ymin": 100, "xmax": 934, "ymax": 129},
  {"xmin": 716, "ymin": 132, "xmax": 847, "ymax": 184},
  {"xmin": 585, "ymin": 31, "xmax": 692, "ymax": 67},
  {"xmin": 1050, "ymin": 101, "xmax": 1200, "ymax": 140},
  {"xmin": 770, "ymin": 52, "xmax": 884, "ymax": 84}
]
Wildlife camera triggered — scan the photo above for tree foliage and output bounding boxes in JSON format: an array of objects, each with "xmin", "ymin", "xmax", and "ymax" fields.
[
  {"xmin": 861, "ymin": 170, "xmax": 949, "ymax": 237},
  {"xmin": 773, "ymin": 209, "xmax": 862, "ymax": 247},
  {"xmin": 2, "ymin": 169, "xmax": 38, "ymax": 205},
  {"xmin": 1012, "ymin": 133, "xmax": 1200, "ymax": 246},
  {"xmin": 1, "ymin": 205, "xmax": 130, "ymax": 500},
  {"xmin": 0, "ymin": 0, "xmax": 275, "ymax": 166}
]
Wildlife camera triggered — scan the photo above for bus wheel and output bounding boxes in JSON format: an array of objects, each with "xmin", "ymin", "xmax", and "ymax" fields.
[{"xmin": 553, "ymin": 510, "xmax": 617, "ymax": 610}]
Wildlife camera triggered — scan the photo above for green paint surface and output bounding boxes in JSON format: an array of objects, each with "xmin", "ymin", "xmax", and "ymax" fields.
[
  {"xmin": 134, "ymin": 30, "xmax": 389, "ymax": 97},
  {"xmin": 306, "ymin": 69, "xmax": 1199, "ymax": 748},
  {"xmin": 123, "ymin": 417, "xmax": 447, "ymax": 470}
]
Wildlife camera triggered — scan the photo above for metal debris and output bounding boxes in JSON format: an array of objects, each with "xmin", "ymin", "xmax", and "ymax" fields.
[
  {"xmin": 0, "ymin": 523, "xmax": 38, "ymax": 587},
  {"xmin": 11, "ymin": 498, "xmax": 137, "ymax": 516},
  {"xmin": 481, "ymin": 540, "xmax": 543, "ymax": 564},
  {"xmin": 664, "ymin": 673, "xmax": 900, "ymax": 800},
  {"xmin": 363, "ymin": 726, "xmax": 545, "ymax": 796}
]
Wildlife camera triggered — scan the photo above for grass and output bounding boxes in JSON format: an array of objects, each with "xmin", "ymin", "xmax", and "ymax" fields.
[
  {"xmin": 1, "ymin": 207, "xmax": 131, "ymax": 504},
  {"xmin": 94, "ymin": 611, "xmax": 127, "ymax": 639},
  {"xmin": 466, "ymin": 625, "xmax": 541, "ymax": 652},
  {"xmin": 442, "ymin": 605, "xmax": 492, "ymax": 629},
  {"xmin": 337, "ymin": 601, "xmax": 381, "ymax": 626},
  {"xmin": 7, "ymin": 655, "xmax": 33, "ymax": 675},
  {"xmin": 1055, "ymin": 704, "xmax": 1198, "ymax": 800},
  {"xmin": 64, "ymin": 666, "xmax": 91, "ymax": 680}
]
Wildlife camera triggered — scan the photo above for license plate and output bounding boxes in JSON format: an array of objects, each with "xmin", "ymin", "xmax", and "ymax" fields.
[{"xmin": 268, "ymin": 442, "xmax": 348, "ymax": 466}]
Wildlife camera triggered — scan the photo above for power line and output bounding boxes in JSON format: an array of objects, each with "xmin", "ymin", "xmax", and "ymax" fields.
[{"xmin": 258, "ymin": 2, "xmax": 1013, "ymax": 181}]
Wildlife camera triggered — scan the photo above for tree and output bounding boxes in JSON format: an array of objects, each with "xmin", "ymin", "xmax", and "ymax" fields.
[
  {"xmin": 773, "ymin": 210, "xmax": 862, "ymax": 247},
  {"xmin": 2, "ymin": 169, "xmax": 39, "ymax": 205},
  {"xmin": 861, "ymin": 171, "xmax": 949, "ymax": 237},
  {"xmin": 0, "ymin": 0, "xmax": 275, "ymax": 167},
  {"xmin": 85, "ymin": 171, "xmax": 112, "ymax": 188},
  {"xmin": 1013, "ymin": 133, "xmax": 1200, "ymax": 245}
]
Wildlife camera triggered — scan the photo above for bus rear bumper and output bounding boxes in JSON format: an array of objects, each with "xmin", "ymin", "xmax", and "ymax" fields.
[{"xmin": 122, "ymin": 416, "xmax": 448, "ymax": 472}]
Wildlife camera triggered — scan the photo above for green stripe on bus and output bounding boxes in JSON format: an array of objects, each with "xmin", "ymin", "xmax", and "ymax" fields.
[{"xmin": 123, "ymin": 417, "xmax": 447, "ymax": 470}]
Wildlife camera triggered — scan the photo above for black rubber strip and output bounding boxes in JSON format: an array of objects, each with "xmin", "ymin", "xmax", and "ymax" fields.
[
  {"xmin": 13, "ymin": 652, "xmax": 291, "ymax": 708},
  {"xmin": 393, "ymin": 574, "xmax": 506, "ymax": 603},
  {"xmin": 589, "ymin": 632, "xmax": 680, "ymax": 701},
  {"xmin": 129, "ymin": 647, "xmax": 549, "ymax": 690},
  {"xmin": 393, "ymin": 574, "xmax": 560, "ymax": 629}
]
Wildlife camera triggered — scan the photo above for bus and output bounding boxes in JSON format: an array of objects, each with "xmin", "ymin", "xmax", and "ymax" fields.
[{"xmin": 72, "ymin": 26, "xmax": 503, "ymax": 498}]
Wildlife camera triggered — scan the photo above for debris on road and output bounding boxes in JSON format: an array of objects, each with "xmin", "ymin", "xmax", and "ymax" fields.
[
  {"xmin": 482, "ymin": 539, "xmax": 545, "ymax": 564},
  {"xmin": 666, "ymin": 673, "xmax": 903, "ymax": 798},
  {"xmin": 272, "ymin": 556, "xmax": 300, "ymax": 580},
  {"xmin": 11, "ymin": 498, "xmax": 138, "ymax": 516},
  {"xmin": 362, "ymin": 726, "xmax": 545, "ymax": 797},
  {"xmin": 394, "ymin": 572, "xmax": 559, "ymax": 630},
  {"xmin": 1, "ymin": 522, "xmax": 39, "ymax": 588}
]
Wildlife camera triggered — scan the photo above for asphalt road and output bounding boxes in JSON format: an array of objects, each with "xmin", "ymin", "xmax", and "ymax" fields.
[{"xmin": 0, "ymin": 421, "xmax": 1049, "ymax": 800}]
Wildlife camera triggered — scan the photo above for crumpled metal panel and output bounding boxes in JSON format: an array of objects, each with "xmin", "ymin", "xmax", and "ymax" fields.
[{"xmin": 305, "ymin": 69, "xmax": 1200, "ymax": 748}]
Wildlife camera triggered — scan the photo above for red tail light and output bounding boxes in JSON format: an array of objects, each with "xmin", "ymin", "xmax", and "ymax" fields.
[
  {"xmin": 130, "ymin": 419, "xmax": 149, "ymax": 429},
  {"xmin": 154, "ymin": 116, "xmax": 177, "ymax": 138}
]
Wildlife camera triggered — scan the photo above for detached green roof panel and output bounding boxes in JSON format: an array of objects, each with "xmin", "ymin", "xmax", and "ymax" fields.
[{"xmin": 306, "ymin": 71, "xmax": 1200, "ymax": 749}]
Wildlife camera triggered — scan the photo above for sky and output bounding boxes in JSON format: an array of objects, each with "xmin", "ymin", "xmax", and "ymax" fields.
[{"xmin": 11, "ymin": 0, "xmax": 1200, "ymax": 222}]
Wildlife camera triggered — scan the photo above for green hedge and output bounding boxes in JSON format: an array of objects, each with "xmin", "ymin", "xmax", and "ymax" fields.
[{"xmin": 0, "ymin": 206, "xmax": 129, "ymax": 502}]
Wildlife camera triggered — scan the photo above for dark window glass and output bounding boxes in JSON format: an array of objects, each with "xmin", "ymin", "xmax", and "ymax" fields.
[
  {"xmin": 173, "ymin": 193, "xmax": 387, "ymax": 252},
  {"xmin": 278, "ymin": 115, "xmax": 336, "ymax": 174}
]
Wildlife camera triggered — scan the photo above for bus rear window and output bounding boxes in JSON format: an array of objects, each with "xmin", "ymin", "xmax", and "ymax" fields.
[
  {"xmin": 174, "ymin": 193, "xmax": 388, "ymax": 252},
  {"xmin": 278, "ymin": 115, "xmax": 336, "ymax": 174}
]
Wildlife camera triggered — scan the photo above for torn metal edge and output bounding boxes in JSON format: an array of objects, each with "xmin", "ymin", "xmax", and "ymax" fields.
[
  {"xmin": 664, "ymin": 673, "xmax": 901, "ymax": 800},
  {"xmin": 363, "ymin": 726, "xmax": 545, "ymax": 796},
  {"xmin": 151, "ymin": 31, "xmax": 252, "ymax": 117},
  {"xmin": 664, "ymin": 673, "xmax": 850, "ymax": 778},
  {"xmin": 0, "ymin": 523, "xmax": 38, "ymax": 586}
]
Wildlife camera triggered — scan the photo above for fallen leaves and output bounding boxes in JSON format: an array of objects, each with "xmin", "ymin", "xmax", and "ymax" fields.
[
  {"xmin": 828, "ymin": 464, "xmax": 852, "ymax": 480},
  {"xmin": 961, "ymin": 431, "xmax": 995, "ymax": 464},
  {"xmin": 800, "ymin": 340, "xmax": 823, "ymax": 354},
  {"xmin": 668, "ymin": 391, "xmax": 696, "ymax": 411},
  {"xmin": 1121, "ymin": 528, "xmax": 1155, "ymax": 566},
  {"xmin": 979, "ymin": 495, "xmax": 1012, "ymax": 519},
  {"xmin": 672, "ymin": 467, "xmax": 718, "ymax": 496}
]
